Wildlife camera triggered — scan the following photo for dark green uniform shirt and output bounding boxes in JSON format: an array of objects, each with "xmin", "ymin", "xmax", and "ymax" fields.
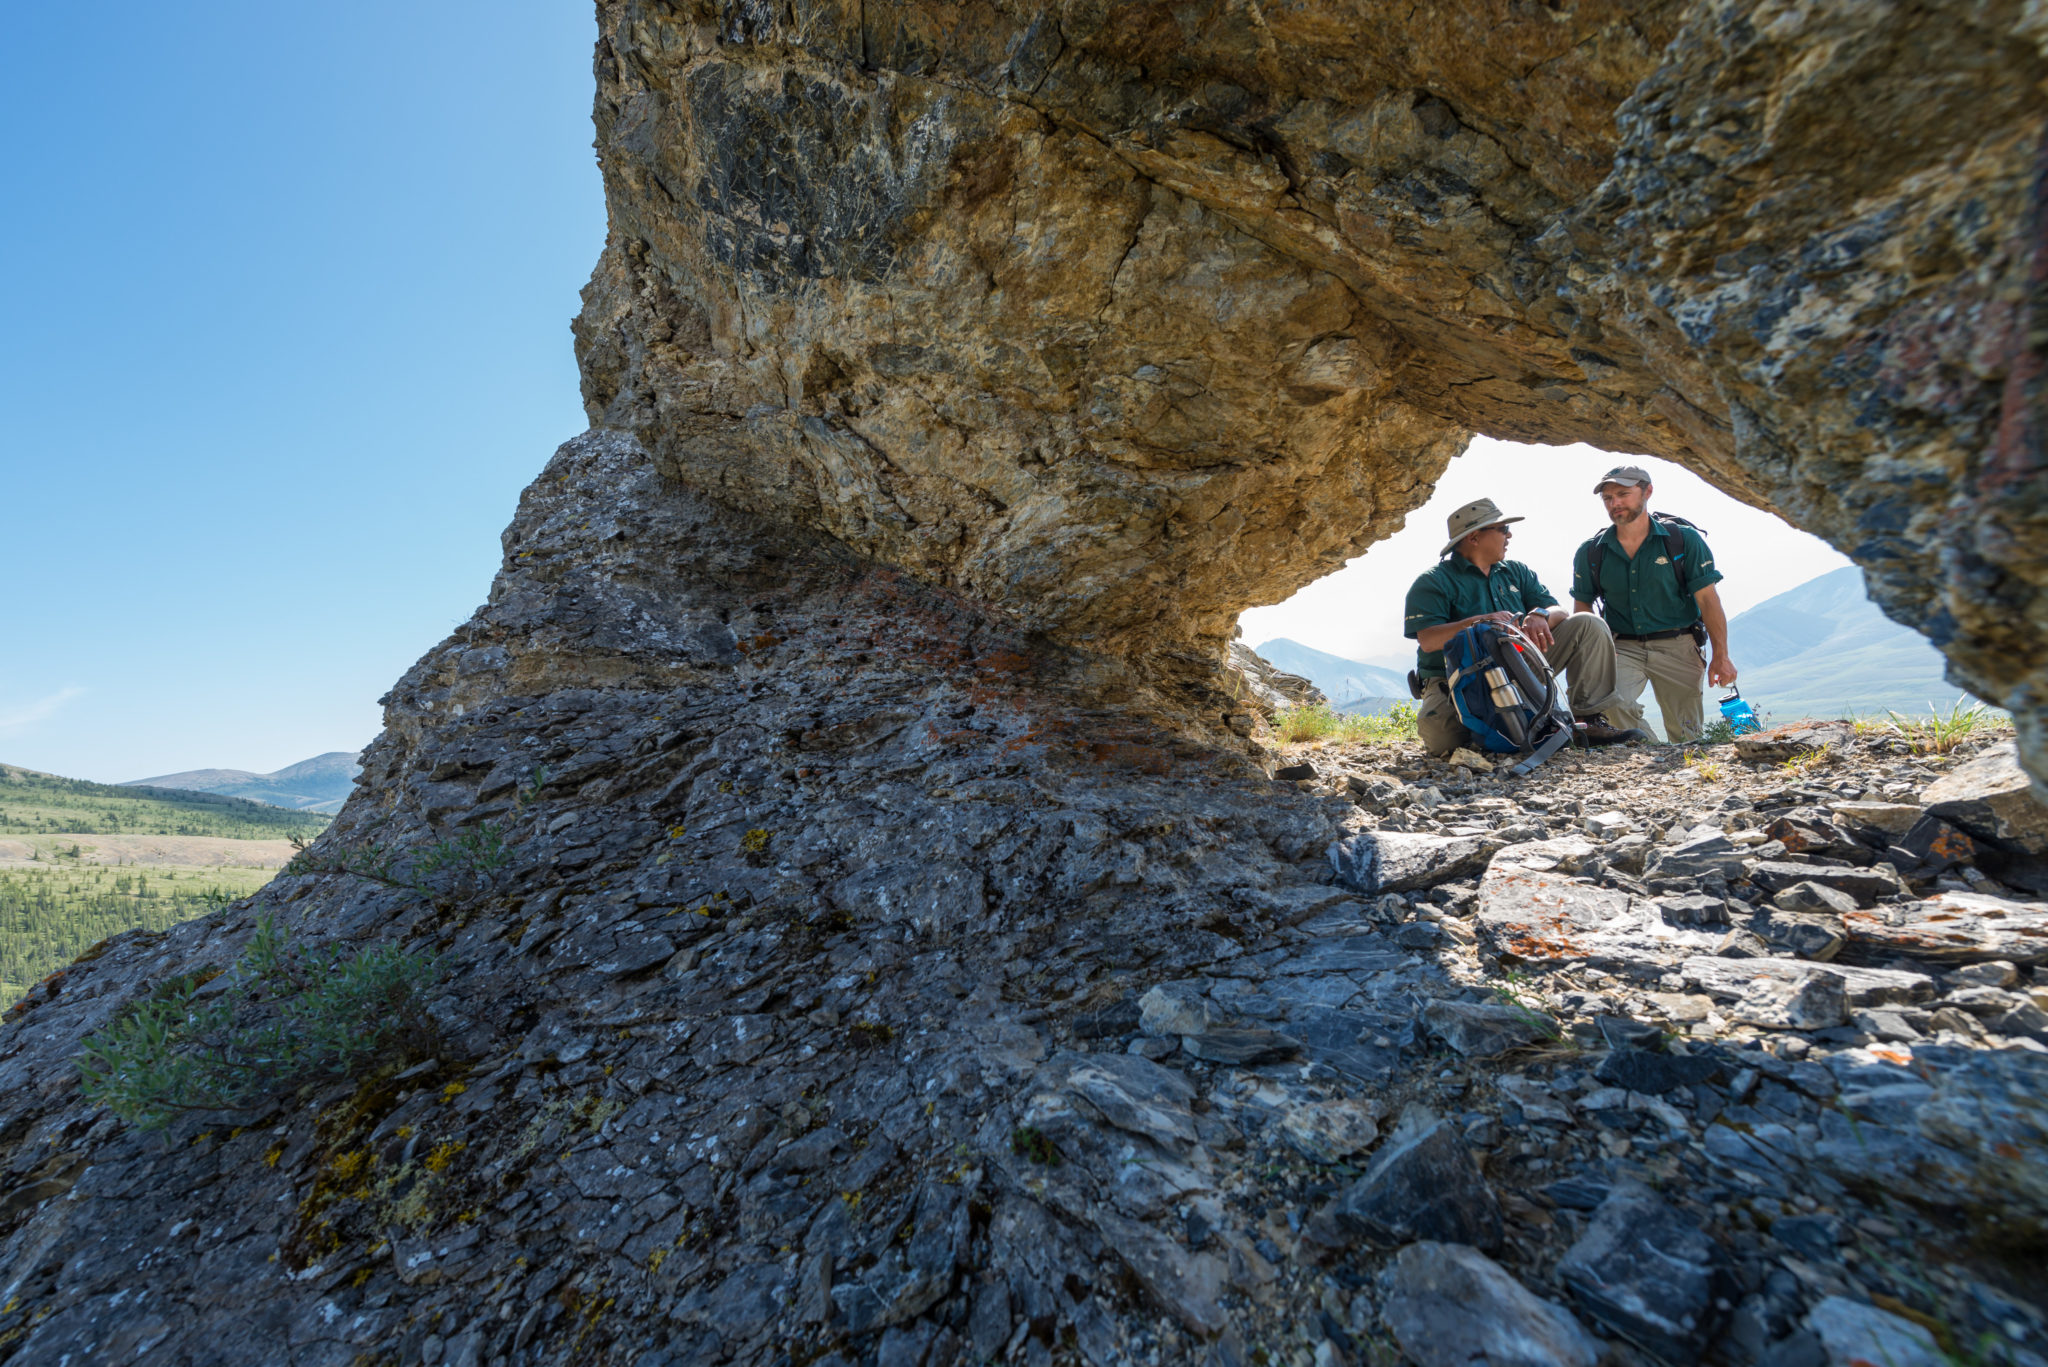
[
  {"xmin": 1570, "ymin": 515, "xmax": 1723, "ymax": 636},
  {"xmin": 1403, "ymin": 555, "xmax": 1558, "ymax": 679}
]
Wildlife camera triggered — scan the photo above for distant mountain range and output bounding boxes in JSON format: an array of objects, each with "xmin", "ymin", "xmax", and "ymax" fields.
[
  {"xmin": 124, "ymin": 751, "xmax": 361, "ymax": 815},
  {"xmin": 1725, "ymin": 567, "xmax": 1972, "ymax": 724},
  {"xmin": 1250, "ymin": 640, "xmax": 1413, "ymax": 715},
  {"xmin": 1255, "ymin": 565, "xmax": 1978, "ymax": 726}
]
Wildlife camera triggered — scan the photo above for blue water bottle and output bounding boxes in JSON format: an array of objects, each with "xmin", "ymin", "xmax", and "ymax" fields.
[{"xmin": 1718, "ymin": 686, "xmax": 1761, "ymax": 735}]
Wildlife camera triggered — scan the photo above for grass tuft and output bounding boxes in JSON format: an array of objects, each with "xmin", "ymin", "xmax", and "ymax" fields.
[
  {"xmin": 1272, "ymin": 702, "xmax": 1419, "ymax": 746},
  {"xmin": 1882, "ymin": 700, "xmax": 2001, "ymax": 755}
]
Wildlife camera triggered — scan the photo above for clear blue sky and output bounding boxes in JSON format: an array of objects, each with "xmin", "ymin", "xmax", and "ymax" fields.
[{"xmin": 2, "ymin": 3, "xmax": 603, "ymax": 782}]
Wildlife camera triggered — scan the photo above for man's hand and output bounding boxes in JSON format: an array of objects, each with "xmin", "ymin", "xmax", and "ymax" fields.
[
  {"xmin": 1708, "ymin": 653, "xmax": 1737, "ymax": 688},
  {"xmin": 1518, "ymin": 610, "xmax": 1556, "ymax": 652}
]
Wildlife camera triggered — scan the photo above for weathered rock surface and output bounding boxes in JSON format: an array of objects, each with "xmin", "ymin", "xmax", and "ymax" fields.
[
  {"xmin": 1925, "ymin": 742, "xmax": 2048, "ymax": 856},
  {"xmin": 1382, "ymin": 1242, "xmax": 1600, "ymax": 1367},
  {"xmin": 6, "ymin": 4, "xmax": 2048, "ymax": 1364},
  {"xmin": 575, "ymin": 0, "xmax": 2048, "ymax": 767}
]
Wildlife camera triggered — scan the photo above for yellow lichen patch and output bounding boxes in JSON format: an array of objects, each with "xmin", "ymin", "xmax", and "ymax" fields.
[
  {"xmin": 422, "ymin": 1141, "xmax": 466, "ymax": 1173},
  {"xmin": 647, "ymin": 1247, "xmax": 667, "ymax": 1274},
  {"xmin": 440, "ymin": 1082, "xmax": 467, "ymax": 1102},
  {"xmin": 396, "ymin": 1125, "xmax": 414, "ymax": 1139},
  {"xmin": 739, "ymin": 828, "xmax": 770, "ymax": 855},
  {"xmin": 264, "ymin": 1145, "xmax": 285, "ymax": 1168}
]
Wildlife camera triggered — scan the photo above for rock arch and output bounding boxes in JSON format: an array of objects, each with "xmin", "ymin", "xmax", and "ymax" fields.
[{"xmin": 575, "ymin": 0, "xmax": 2048, "ymax": 772}]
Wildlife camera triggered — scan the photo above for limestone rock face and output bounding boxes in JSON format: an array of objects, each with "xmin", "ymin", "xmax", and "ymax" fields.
[{"xmin": 577, "ymin": 0, "xmax": 2048, "ymax": 771}]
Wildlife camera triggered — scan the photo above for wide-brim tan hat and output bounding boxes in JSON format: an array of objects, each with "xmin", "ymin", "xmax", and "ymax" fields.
[{"xmin": 1440, "ymin": 497, "xmax": 1524, "ymax": 556}]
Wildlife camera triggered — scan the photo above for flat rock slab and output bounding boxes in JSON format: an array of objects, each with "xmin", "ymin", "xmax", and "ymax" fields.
[
  {"xmin": 1730, "ymin": 967, "xmax": 1848, "ymax": 1030},
  {"xmin": 1382, "ymin": 1242, "xmax": 1600, "ymax": 1367},
  {"xmin": 1745, "ymin": 861, "xmax": 1899, "ymax": 907},
  {"xmin": 1649, "ymin": 829, "xmax": 1755, "ymax": 883},
  {"xmin": 1180, "ymin": 1028, "xmax": 1301, "ymax": 1066},
  {"xmin": 1753, "ymin": 907, "xmax": 1847, "ymax": 961},
  {"xmin": 1477, "ymin": 840, "xmax": 1725, "ymax": 974},
  {"xmin": 1559, "ymin": 1180, "xmax": 1726, "ymax": 1365},
  {"xmin": 1842, "ymin": 891, "xmax": 2048, "ymax": 965},
  {"xmin": 1829, "ymin": 801, "xmax": 1926, "ymax": 837},
  {"xmin": 1807, "ymin": 1296, "xmax": 1947, "ymax": 1367},
  {"xmin": 1327, "ymin": 830, "xmax": 1502, "ymax": 894},
  {"xmin": 1593, "ymin": 1048, "xmax": 1723, "ymax": 1094},
  {"xmin": 1421, "ymin": 999, "xmax": 1558, "ymax": 1057},
  {"xmin": 1314, "ymin": 1116, "xmax": 1501, "ymax": 1252},
  {"xmin": 1681, "ymin": 956, "xmax": 1935, "ymax": 1007},
  {"xmin": 1735, "ymin": 723, "xmax": 1851, "ymax": 763},
  {"xmin": 1923, "ymin": 740, "xmax": 2048, "ymax": 855}
]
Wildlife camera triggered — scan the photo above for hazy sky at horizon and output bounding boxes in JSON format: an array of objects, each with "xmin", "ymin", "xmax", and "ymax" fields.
[
  {"xmin": 1, "ymin": 6, "xmax": 1872, "ymax": 785},
  {"xmin": 2, "ymin": 2, "xmax": 602, "ymax": 783}
]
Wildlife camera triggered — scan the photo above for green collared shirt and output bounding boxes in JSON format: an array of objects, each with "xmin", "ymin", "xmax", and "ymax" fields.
[
  {"xmin": 1570, "ymin": 515, "xmax": 1723, "ymax": 635},
  {"xmin": 1404, "ymin": 555, "xmax": 1558, "ymax": 679}
]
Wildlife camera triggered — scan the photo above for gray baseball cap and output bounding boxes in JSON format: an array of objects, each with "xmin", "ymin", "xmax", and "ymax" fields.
[
  {"xmin": 1440, "ymin": 497, "xmax": 1524, "ymax": 556},
  {"xmin": 1592, "ymin": 464, "xmax": 1653, "ymax": 492}
]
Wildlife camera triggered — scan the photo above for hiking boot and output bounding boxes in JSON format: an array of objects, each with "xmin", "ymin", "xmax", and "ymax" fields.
[{"xmin": 1574, "ymin": 713, "xmax": 1651, "ymax": 747}]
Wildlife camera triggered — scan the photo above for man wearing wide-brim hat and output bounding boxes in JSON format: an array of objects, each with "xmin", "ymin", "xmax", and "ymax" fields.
[{"xmin": 1403, "ymin": 497, "xmax": 1648, "ymax": 756}]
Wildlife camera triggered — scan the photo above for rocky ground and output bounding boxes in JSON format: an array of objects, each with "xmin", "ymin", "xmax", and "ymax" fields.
[{"xmin": 0, "ymin": 432, "xmax": 2040, "ymax": 1367}]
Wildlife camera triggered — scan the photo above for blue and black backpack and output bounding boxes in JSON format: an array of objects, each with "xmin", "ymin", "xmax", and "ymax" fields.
[{"xmin": 1442, "ymin": 621, "xmax": 1575, "ymax": 774}]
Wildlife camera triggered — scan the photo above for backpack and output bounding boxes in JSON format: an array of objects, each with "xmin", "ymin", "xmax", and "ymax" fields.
[
  {"xmin": 1583, "ymin": 513, "xmax": 1705, "ymax": 616},
  {"xmin": 1443, "ymin": 621, "xmax": 1576, "ymax": 775}
]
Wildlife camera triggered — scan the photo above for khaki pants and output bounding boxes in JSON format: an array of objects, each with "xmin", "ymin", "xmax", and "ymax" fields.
[
  {"xmin": 1616, "ymin": 635, "xmax": 1707, "ymax": 743},
  {"xmin": 1417, "ymin": 612, "xmax": 1632, "ymax": 756}
]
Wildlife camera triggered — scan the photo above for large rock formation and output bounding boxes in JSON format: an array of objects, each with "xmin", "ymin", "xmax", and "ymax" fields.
[
  {"xmin": 2, "ymin": 5, "xmax": 2046, "ymax": 1366},
  {"xmin": 573, "ymin": 0, "xmax": 2048, "ymax": 771}
]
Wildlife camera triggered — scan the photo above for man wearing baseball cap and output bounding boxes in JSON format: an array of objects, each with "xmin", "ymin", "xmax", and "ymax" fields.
[
  {"xmin": 1403, "ymin": 497, "xmax": 1648, "ymax": 756},
  {"xmin": 1571, "ymin": 465, "xmax": 1735, "ymax": 743}
]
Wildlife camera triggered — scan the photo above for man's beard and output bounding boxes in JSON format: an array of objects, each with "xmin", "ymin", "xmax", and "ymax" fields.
[{"xmin": 1610, "ymin": 504, "xmax": 1643, "ymax": 525}]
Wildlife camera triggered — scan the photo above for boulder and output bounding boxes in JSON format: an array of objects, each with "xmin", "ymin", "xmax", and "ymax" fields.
[
  {"xmin": 1828, "ymin": 801, "xmax": 1926, "ymax": 838},
  {"xmin": 1735, "ymin": 724, "xmax": 1851, "ymax": 764},
  {"xmin": 1278, "ymin": 1098, "xmax": 1384, "ymax": 1164},
  {"xmin": 1681, "ymin": 956, "xmax": 1936, "ymax": 1007},
  {"xmin": 1477, "ymin": 840, "xmax": 1725, "ymax": 973},
  {"xmin": 1593, "ymin": 1049, "xmax": 1722, "ymax": 1095},
  {"xmin": 1180, "ymin": 1028, "xmax": 1301, "ymax": 1066},
  {"xmin": 1840, "ymin": 892, "xmax": 2048, "ymax": 966},
  {"xmin": 1382, "ymin": 1243, "xmax": 1600, "ymax": 1367},
  {"xmin": 1923, "ymin": 741, "xmax": 2048, "ymax": 855},
  {"xmin": 1771, "ymin": 881, "xmax": 1857, "ymax": 915},
  {"xmin": 1421, "ymin": 1000, "xmax": 1557, "ymax": 1057},
  {"xmin": 1730, "ymin": 969, "xmax": 1848, "ymax": 1030},
  {"xmin": 1314, "ymin": 1114, "xmax": 1501, "ymax": 1252},
  {"xmin": 1327, "ymin": 830, "xmax": 1502, "ymax": 894},
  {"xmin": 1558, "ymin": 1181, "xmax": 1727, "ymax": 1365},
  {"xmin": 1753, "ymin": 909, "xmax": 1847, "ymax": 962},
  {"xmin": 1744, "ymin": 861, "xmax": 1901, "ymax": 907},
  {"xmin": 1806, "ymin": 1297, "xmax": 1946, "ymax": 1367},
  {"xmin": 1138, "ymin": 983, "xmax": 1213, "ymax": 1037},
  {"xmin": 1647, "ymin": 829, "xmax": 1753, "ymax": 883}
]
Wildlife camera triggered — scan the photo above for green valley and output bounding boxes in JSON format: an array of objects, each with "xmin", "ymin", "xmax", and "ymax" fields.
[{"xmin": 0, "ymin": 763, "xmax": 327, "ymax": 1005}]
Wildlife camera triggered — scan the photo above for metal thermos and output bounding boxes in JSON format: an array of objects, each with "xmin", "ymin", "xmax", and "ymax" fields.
[{"xmin": 1484, "ymin": 666, "xmax": 1524, "ymax": 712}]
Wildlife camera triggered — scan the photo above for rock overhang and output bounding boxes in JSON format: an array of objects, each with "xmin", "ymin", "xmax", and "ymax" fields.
[{"xmin": 571, "ymin": 0, "xmax": 2048, "ymax": 779}]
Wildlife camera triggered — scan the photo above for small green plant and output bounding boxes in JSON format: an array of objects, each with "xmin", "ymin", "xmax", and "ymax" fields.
[
  {"xmin": 1491, "ymin": 972, "xmax": 1563, "ymax": 1044},
  {"xmin": 1883, "ymin": 699, "xmax": 2001, "ymax": 755},
  {"xmin": 1696, "ymin": 717, "xmax": 1738, "ymax": 746},
  {"xmin": 284, "ymin": 823, "xmax": 515, "ymax": 909},
  {"xmin": 1778, "ymin": 748, "xmax": 1832, "ymax": 777},
  {"xmin": 75, "ymin": 915, "xmax": 438, "ymax": 1131},
  {"xmin": 1683, "ymin": 749, "xmax": 1723, "ymax": 782},
  {"xmin": 1010, "ymin": 1126, "xmax": 1061, "ymax": 1166}
]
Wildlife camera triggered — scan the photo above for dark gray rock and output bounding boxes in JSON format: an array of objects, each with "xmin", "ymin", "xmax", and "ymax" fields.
[
  {"xmin": 1274, "ymin": 762, "xmax": 1319, "ymax": 781},
  {"xmin": 1180, "ymin": 1028, "xmax": 1300, "ymax": 1066},
  {"xmin": 1923, "ymin": 742, "xmax": 2048, "ymax": 856},
  {"xmin": 1649, "ymin": 830, "xmax": 1753, "ymax": 883},
  {"xmin": 1558, "ymin": 1180, "xmax": 1727, "ymax": 1365},
  {"xmin": 1421, "ymin": 999, "xmax": 1557, "ymax": 1057},
  {"xmin": 1382, "ymin": 1242, "xmax": 1600, "ymax": 1367},
  {"xmin": 1660, "ymin": 893, "xmax": 1732, "ymax": 926},
  {"xmin": 1327, "ymin": 830, "xmax": 1501, "ymax": 894},
  {"xmin": 1754, "ymin": 908, "xmax": 1847, "ymax": 961},
  {"xmin": 1314, "ymin": 1115, "xmax": 1501, "ymax": 1251},
  {"xmin": 1771, "ymin": 881, "xmax": 1857, "ymax": 915},
  {"xmin": 1840, "ymin": 891, "xmax": 2048, "ymax": 966},
  {"xmin": 1594, "ymin": 1048, "xmax": 1721, "ymax": 1094},
  {"xmin": 1745, "ymin": 862, "xmax": 1899, "ymax": 908}
]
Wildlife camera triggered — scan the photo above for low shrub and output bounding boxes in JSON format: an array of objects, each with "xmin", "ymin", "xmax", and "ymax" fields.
[
  {"xmin": 76, "ymin": 915, "xmax": 438, "ymax": 1131},
  {"xmin": 1272, "ymin": 701, "xmax": 1419, "ymax": 745}
]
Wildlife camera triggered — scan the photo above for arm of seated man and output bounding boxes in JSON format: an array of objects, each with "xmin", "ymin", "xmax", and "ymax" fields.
[{"xmin": 1416, "ymin": 611, "xmax": 1521, "ymax": 654}]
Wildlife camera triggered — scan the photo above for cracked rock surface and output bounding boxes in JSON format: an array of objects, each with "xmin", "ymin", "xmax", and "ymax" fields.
[{"xmin": 0, "ymin": 430, "xmax": 2043, "ymax": 1366}]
